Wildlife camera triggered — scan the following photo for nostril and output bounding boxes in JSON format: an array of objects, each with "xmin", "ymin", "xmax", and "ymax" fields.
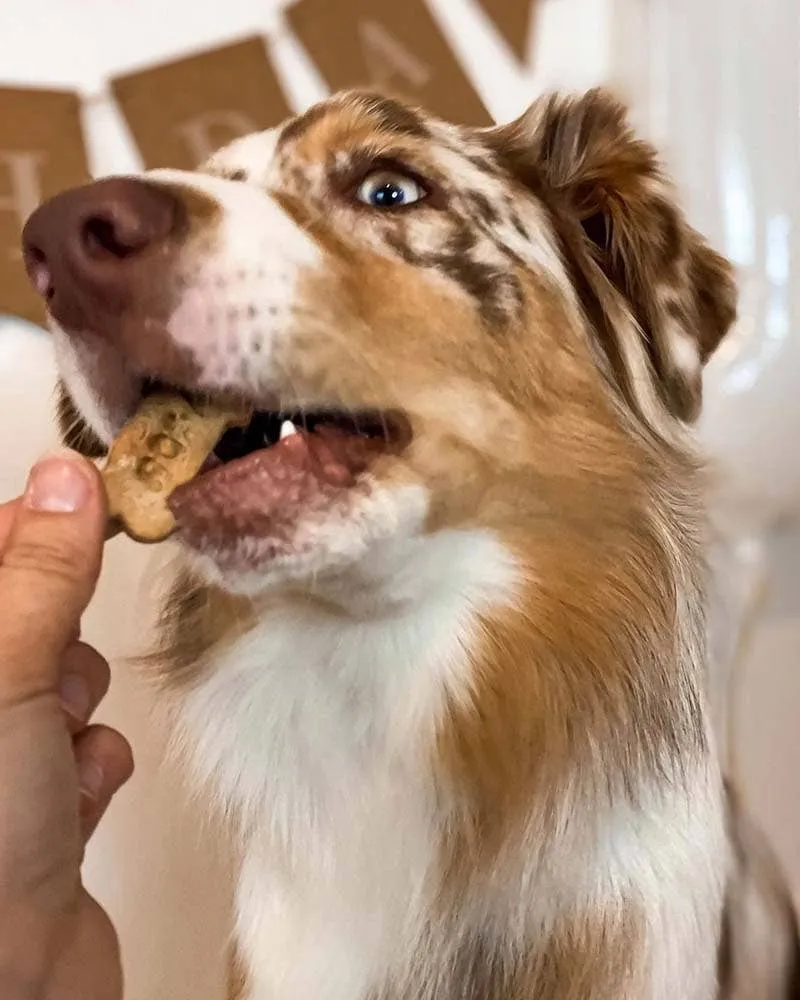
[
  {"xmin": 75, "ymin": 181, "xmax": 180, "ymax": 264},
  {"xmin": 82, "ymin": 213, "xmax": 144, "ymax": 259}
]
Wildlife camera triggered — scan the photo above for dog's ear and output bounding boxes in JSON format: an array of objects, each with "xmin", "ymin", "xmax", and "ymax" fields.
[
  {"xmin": 488, "ymin": 89, "xmax": 737, "ymax": 423},
  {"xmin": 55, "ymin": 379, "xmax": 107, "ymax": 457}
]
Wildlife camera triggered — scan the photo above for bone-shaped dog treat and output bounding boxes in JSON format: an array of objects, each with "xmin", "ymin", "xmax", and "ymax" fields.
[{"xmin": 102, "ymin": 393, "xmax": 251, "ymax": 543}]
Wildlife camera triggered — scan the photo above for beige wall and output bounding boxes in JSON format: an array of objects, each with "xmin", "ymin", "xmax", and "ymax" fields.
[{"xmin": 735, "ymin": 538, "xmax": 800, "ymax": 904}]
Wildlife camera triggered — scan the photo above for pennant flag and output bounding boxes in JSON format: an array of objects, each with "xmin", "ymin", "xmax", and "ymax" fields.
[
  {"xmin": 0, "ymin": 87, "xmax": 89, "ymax": 324},
  {"xmin": 112, "ymin": 36, "xmax": 292, "ymax": 170},
  {"xmin": 476, "ymin": 0, "xmax": 536, "ymax": 62},
  {"xmin": 286, "ymin": 0, "xmax": 492, "ymax": 125}
]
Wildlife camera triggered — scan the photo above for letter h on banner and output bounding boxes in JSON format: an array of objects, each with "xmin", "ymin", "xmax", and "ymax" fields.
[{"xmin": 0, "ymin": 88, "xmax": 89, "ymax": 325}]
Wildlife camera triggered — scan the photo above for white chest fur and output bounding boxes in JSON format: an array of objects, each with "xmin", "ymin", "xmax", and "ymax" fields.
[
  {"xmin": 173, "ymin": 527, "xmax": 726, "ymax": 1000},
  {"xmin": 174, "ymin": 530, "xmax": 518, "ymax": 1000}
]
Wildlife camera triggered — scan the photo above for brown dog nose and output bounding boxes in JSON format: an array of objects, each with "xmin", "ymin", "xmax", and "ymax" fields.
[{"xmin": 21, "ymin": 176, "xmax": 182, "ymax": 325}]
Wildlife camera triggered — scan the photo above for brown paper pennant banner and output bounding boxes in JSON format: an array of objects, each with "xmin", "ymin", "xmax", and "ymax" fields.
[
  {"xmin": 287, "ymin": 0, "xmax": 492, "ymax": 126},
  {"xmin": 0, "ymin": 87, "xmax": 89, "ymax": 324},
  {"xmin": 112, "ymin": 36, "xmax": 291, "ymax": 170},
  {"xmin": 475, "ymin": 0, "xmax": 536, "ymax": 62}
]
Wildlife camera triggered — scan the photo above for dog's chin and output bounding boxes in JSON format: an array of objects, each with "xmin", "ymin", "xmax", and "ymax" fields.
[{"xmin": 175, "ymin": 478, "xmax": 431, "ymax": 601}]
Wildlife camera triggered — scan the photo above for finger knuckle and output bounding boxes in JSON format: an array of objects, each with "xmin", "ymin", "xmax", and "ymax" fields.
[{"xmin": 5, "ymin": 537, "xmax": 85, "ymax": 585}]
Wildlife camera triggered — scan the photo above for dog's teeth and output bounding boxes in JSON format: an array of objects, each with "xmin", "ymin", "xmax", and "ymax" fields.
[{"xmin": 280, "ymin": 420, "xmax": 298, "ymax": 440}]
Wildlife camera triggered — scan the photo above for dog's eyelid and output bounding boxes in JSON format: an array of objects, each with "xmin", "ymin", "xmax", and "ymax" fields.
[{"xmin": 344, "ymin": 154, "xmax": 423, "ymax": 185}]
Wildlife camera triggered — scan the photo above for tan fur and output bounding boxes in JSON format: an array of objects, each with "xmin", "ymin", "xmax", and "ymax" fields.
[{"xmin": 145, "ymin": 565, "xmax": 259, "ymax": 684}]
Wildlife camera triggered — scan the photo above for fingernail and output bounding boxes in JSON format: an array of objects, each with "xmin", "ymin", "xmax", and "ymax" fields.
[
  {"xmin": 78, "ymin": 760, "xmax": 104, "ymax": 801},
  {"xmin": 59, "ymin": 672, "xmax": 91, "ymax": 722},
  {"xmin": 24, "ymin": 451, "xmax": 92, "ymax": 513}
]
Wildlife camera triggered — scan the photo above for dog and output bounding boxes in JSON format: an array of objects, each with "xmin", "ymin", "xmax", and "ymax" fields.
[{"xmin": 22, "ymin": 88, "xmax": 799, "ymax": 999}]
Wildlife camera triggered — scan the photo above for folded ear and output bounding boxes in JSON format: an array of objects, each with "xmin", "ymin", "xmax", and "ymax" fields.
[
  {"xmin": 55, "ymin": 379, "xmax": 107, "ymax": 457},
  {"xmin": 489, "ymin": 89, "xmax": 737, "ymax": 423}
]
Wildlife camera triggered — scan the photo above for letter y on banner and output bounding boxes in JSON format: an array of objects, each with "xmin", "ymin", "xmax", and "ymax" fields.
[
  {"xmin": 287, "ymin": 0, "xmax": 492, "ymax": 125},
  {"xmin": 0, "ymin": 88, "xmax": 89, "ymax": 324}
]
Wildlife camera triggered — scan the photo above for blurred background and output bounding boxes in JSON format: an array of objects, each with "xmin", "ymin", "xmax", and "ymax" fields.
[{"xmin": 0, "ymin": 0, "xmax": 797, "ymax": 996}]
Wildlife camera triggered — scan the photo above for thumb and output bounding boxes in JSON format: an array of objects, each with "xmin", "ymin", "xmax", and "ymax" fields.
[{"xmin": 0, "ymin": 451, "xmax": 106, "ymax": 705}]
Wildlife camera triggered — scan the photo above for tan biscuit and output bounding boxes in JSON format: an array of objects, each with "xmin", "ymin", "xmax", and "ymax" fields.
[{"xmin": 102, "ymin": 394, "xmax": 251, "ymax": 543}]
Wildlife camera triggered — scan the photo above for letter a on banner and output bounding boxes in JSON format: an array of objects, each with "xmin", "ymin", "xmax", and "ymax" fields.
[
  {"xmin": 287, "ymin": 0, "xmax": 492, "ymax": 125},
  {"xmin": 475, "ymin": 0, "xmax": 537, "ymax": 62},
  {"xmin": 0, "ymin": 88, "xmax": 89, "ymax": 324},
  {"xmin": 112, "ymin": 37, "xmax": 292, "ymax": 170}
]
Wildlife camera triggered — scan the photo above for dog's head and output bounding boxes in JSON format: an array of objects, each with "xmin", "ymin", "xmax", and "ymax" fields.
[{"xmin": 22, "ymin": 90, "xmax": 735, "ymax": 597}]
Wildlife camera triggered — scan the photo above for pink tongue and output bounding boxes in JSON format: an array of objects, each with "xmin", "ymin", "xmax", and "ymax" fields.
[{"xmin": 167, "ymin": 427, "xmax": 376, "ymax": 550}]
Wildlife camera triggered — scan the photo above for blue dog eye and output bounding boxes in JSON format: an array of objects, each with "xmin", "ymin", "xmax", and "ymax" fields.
[
  {"xmin": 356, "ymin": 171, "xmax": 425, "ymax": 208},
  {"xmin": 370, "ymin": 182, "xmax": 406, "ymax": 206}
]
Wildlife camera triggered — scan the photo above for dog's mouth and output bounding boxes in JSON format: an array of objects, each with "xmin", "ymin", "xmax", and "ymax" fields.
[
  {"xmin": 209, "ymin": 405, "xmax": 409, "ymax": 469},
  {"xmin": 135, "ymin": 380, "xmax": 411, "ymax": 556}
]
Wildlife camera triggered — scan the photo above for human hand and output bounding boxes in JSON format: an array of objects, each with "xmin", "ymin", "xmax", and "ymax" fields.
[{"xmin": 0, "ymin": 451, "xmax": 133, "ymax": 1000}]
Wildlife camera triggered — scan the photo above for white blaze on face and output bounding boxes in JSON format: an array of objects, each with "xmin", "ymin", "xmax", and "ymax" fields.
[
  {"xmin": 146, "ymin": 163, "xmax": 323, "ymax": 395},
  {"xmin": 205, "ymin": 127, "xmax": 283, "ymax": 188}
]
